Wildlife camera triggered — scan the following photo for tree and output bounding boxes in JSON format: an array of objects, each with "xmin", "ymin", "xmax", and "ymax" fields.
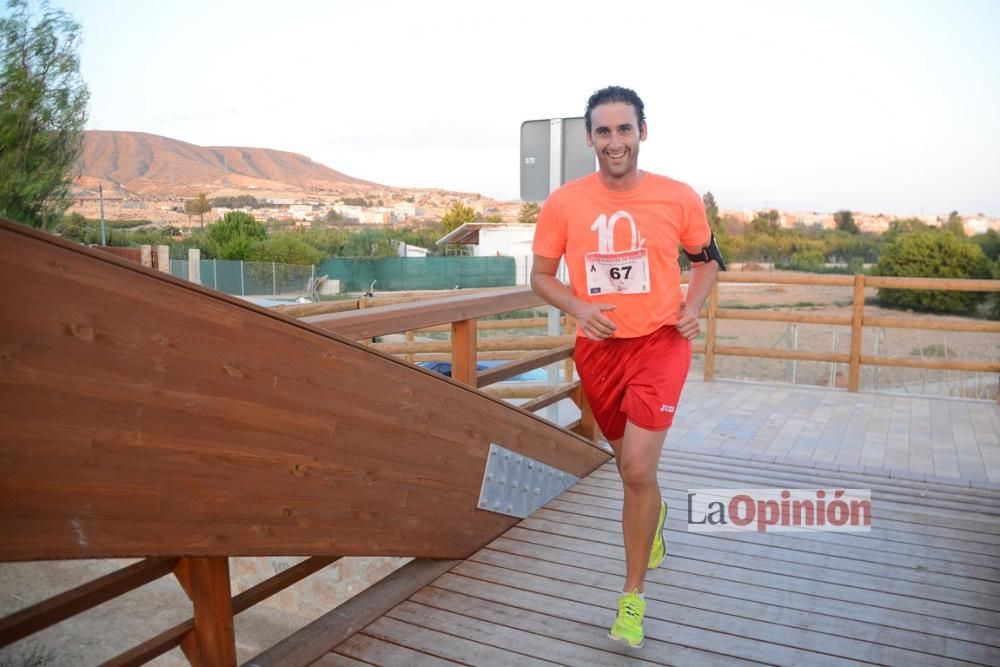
[
  {"xmin": 883, "ymin": 216, "xmax": 930, "ymax": 243},
  {"xmin": 973, "ymin": 229, "xmax": 1000, "ymax": 262},
  {"xmin": 702, "ymin": 191, "xmax": 724, "ymax": 236},
  {"xmin": 942, "ymin": 210, "xmax": 965, "ymax": 237},
  {"xmin": 441, "ymin": 200, "xmax": 476, "ymax": 234},
  {"xmin": 872, "ymin": 231, "xmax": 992, "ymax": 314},
  {"xmin": 204, "ymin": 211, "xmax": 267, "ymax": 260},
  {"xmin": 185, "ymin": 192, "xmax": 212, "ymax": 229},
  {"xmin": 518, "ymin": 202, "xmax": 540, "ymax": 224},
  {"xmin": 834, "ymin": 209, "xmax": 859, "ymax": 234},
  {"xmin": 749, "ymin": 209, "xmax": 781, "ymax": 235},
  {"xmin": 0, "ymin": 0, "xmax": 89, "ymax": 228}
]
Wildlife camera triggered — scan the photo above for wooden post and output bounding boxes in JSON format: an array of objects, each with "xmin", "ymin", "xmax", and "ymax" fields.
[
  {"xmin": 848, "ymin": 274, "xmax": 866, "ymax": 392},
  {"xmin": 451, "ymin": 319, "xmax": 477, "ymax": 386},
  {"xmin": 704, "ymin": 282, "xmax": 719, "ymax": 381},
  {"xmin": 575, "ymin": 385, "xmax": 598, "ymax": 442},
  {"xmin": 173, "ymin": 557, "xmax": 236, "ymax": 667},
  {"xmin": 406, "ymin": 330, "xmax": 415, "ymax": 363},
  {"xmin": 563, "ymin": 314, "xmax": 575, "ymax": 382}
]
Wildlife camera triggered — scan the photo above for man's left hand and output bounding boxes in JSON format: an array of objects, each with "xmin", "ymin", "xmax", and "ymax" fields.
[{"xmin": 675, "ymin": 300, "xmax": 700, "ymax": 340}]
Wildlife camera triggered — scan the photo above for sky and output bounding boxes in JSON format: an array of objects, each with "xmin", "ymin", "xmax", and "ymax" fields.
[{"xmin": 42, "ymin": 0, "xmax": 1000, "ymax": 216}]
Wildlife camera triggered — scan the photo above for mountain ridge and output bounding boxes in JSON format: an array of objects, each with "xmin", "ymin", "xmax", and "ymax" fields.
[{"xmin": 74, "ymin": 130, "xmax": 380, "ymax": 198}]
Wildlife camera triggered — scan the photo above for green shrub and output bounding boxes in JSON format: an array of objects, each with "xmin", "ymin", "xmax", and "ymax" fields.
[
  {"xmin": 246, "ymin": 235, "xmax": 323, "ymax": 265},
  {"xmin": 205, "ymin": 211, "xmax": 267, "ymax": 260},
  {"xmin": 787, "ymin": 249, "xmax": 825, "ymax": 271},
  {"xmin": 872, "ymin": 231, "xmax": 992, "ymax": 314}
]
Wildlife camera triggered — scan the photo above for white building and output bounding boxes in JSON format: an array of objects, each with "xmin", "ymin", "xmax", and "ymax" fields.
[
  {"xmin": 436, "ymin": 223, "xmax": 537, "ymax": 285},
  {"xmin": 397, "ymin": 242, "xmax": 429, "ymax": 258},
  {"xmin": 289, "ymin": 204, "xmax": 313, "ymax": 221}
]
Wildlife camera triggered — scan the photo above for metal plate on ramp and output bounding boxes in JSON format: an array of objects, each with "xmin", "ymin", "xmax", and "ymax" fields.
[{"xmin": 477, "ymin": 443, "xmax": 580, "ymax": 518}]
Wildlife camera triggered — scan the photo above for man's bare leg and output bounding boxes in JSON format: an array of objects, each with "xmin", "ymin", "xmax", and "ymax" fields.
[{"xmin": 609, "ymin": 421, "xmax": 668, "ymax": 593}]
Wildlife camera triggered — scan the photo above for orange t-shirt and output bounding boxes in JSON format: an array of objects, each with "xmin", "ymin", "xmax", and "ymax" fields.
[{"xmin": 533, "ymin": 172, "xmax": 711, "ymax": 339}]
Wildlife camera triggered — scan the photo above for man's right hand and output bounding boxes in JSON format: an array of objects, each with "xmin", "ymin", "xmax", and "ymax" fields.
[{"xmin": 574, "ymin": 301, "xmax": 617, "ymax": 340}]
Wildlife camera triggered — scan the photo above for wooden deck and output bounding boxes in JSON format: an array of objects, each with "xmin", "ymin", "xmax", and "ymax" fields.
[{"xmin": 310, "ymin": 418, "xmax": 1000, "ymax": 666}]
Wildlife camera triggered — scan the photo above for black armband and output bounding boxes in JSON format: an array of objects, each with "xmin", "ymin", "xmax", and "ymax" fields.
[{"xmin": 683, "ymin": 233, "xmax": 727, "ymax": 271}]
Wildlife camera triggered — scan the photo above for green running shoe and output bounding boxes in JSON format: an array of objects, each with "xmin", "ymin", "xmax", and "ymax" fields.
[
  {"xmin": 608, "ymin": 589, "xmax": 646, "ymax": 648},
  {"xmin": 648, "ymin": 498, "xmax": 668, "ymax": 569}
]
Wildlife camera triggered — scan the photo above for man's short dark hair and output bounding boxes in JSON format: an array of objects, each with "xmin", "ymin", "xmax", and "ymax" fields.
[{"xmin": 585, "ymin": 86, "xmax": 646, "ymax": 133}]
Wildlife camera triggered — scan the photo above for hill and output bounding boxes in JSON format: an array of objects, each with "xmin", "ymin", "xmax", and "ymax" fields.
[{"xmin": 73, "ymin": 131, "xmax": 379, "ymax": 198}]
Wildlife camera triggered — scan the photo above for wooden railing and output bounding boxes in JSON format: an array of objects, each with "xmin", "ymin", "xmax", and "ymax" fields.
[
  {"xmin": 703, "ymin": 273, "xmax": 1000, "ymax": 401},
  {"xmin": 303, "ymin": 287, "xmax": 599, "ymax": 438},
  {"xmin": 304, "ymin": 273, "xmax": 999, "ymax": 404}
]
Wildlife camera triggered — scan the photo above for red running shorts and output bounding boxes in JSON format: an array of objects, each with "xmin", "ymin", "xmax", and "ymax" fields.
[{"xmin": 574, "ymin": 325, "xmax": 692, "ymax": 441}]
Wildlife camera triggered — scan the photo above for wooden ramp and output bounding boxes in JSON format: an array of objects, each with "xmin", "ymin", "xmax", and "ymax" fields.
[{"xmin": 311, "ymin": 449, "xmax": 1000, "ymax": 667}]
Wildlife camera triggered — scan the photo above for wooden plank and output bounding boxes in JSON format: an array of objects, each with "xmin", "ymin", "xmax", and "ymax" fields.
[
  {"xmin": 667, "ymin": 449, "xmax": 1000, "ymax": 504},
  {"xmin": 101, "ymin": 558, "xmax": 338, "ymax": 666},
  {"xmin": 848, "ymin": 274, "xmax": 865, "ymax": 391},
  {"xmin": 0, "ymin": 557, "xmax": 176, "ymax": 647},
  {"xmin": 246, "ymin": 558, "xmax": 459, "ymax": 667},
  {"xmin": 865, "ymin": 315, "xmax": 1000, "ymax": 333},
  {"xmin": 447, "ymin": 561, "xmax": 863, "ymax": 666},
  {"xmin": 183, "ymin": 557, "xmax": 236, "ymax": 666},
  {"xmin": 0, "ymin": 221, "xmax": 609, "ymax": 561},
  {"xmin": 232, "ymin": 557, "xmax": 339, "ymax": 614},
  {"xmin": 531, "ymin": 502, "xmax": 999, "ymax": 598},
  {"xmin": 704, "ymin": 282, "xmax": 719, "ymax": 381},
  {"xmin": 512, "ymin": 515, "xmax": 1000, "ymax": 625},
  {"xmin": 489, "ymin": 528, "xmax": 995, "ymax": 649},
  {"xmin": 580, "ymin": 472, "xmax": 1000, "ymax": 548},
  {"xmin": 718, "ymin": 273, "xmax": 855, "ymax": 286},
  {"xmin": 864, "ymin": 276, "xmax": 1000, "ymax": 291},
  {"xmin": 659, "ymin": 449, "xmax": 1000, "ymax": 507},
  {"xmin": 310, "ymin": 651, "xmax": 374, "ymax": 667},
  {"xmin": 714, "ymin": 346, "xmax": 851, "ymax": 363},
  {"xmin": 504, "ymin": 527, "xmax": 997, "ymax": 645},
  {"xmin": 492, "ymin": 529, "xmax": 999, "ymax": 651},
  {"xmin": 419, "ymin": 579, "xmax": 761, "ymax": 667},
  {"xmin": 374, "ymin": 335, "xmax": 573, "ymax": 355},
  {"xmin": 545, "ymin": 495, "xmax": 1000, "ymax": 582},
  {"xmin": 715, "ymin": 309, "xmax": 852, "ymax": 326},
  {"xmin": 466, "ymin": 551, "xmax": 986, "ymax": 667},
  {"xmin": 520, "ymin": 383, "xmax": 579, "ymax": 413},
  {"xmin": 656, "ymin": 448, "xmax": 1000, "ymax": 507},
  {"xmin": 576, "ymin": 387, "xmax": 598, "ymax": 443},
  {"xmin": 467, "ymin": 543, "xmax": 997, "ymax": 664},
  {"xmin": 476, "ymin": 345, "xmax": 574, "ymax": 388},
  {"xmin": 360, "ymin": 616, "xmax": 561, "ymax": 667},
  {"xmin": 388, "ymin": 600, "xmax": 645, "ymax": 667},
  {"xmin": 567, "ymin": 483, "xmax": 1000, "ymax": 569},
  {"xmin": 641, "ymin": 456, "xmax": 1000, "ymax": 519},
  {"xmin": 862, "ymin": 355, "xmax": 1000, "ymax": 373},
  {"xmin": 101, "ymin": 618, "xmax": 194, "ymax": 667},
  {"xmin": 450, "ymin": 320, "xmax": 477, "ymax": 386},
  {"xmin": 304, "ymin": 288, "xmax": 544, "ymax": 339},
  {"xmin": 333, "ymin": 633, "xmax": 461, "ymax": 666}
]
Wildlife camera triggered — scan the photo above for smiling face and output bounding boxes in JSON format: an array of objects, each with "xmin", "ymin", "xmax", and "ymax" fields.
[{"xmin": 586, "ymin": 101, "xmax": 647, "ymax": 190}]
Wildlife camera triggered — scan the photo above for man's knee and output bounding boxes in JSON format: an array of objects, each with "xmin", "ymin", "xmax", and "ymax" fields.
[{"xmin": 619, "ymin": 456, "xmax": 657, "ymax": 490}]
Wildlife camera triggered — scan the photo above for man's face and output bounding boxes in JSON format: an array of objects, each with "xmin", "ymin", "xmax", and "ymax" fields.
[{"xmin": 586, "ymin": 102, "xmax": 647, "ymax": 180}]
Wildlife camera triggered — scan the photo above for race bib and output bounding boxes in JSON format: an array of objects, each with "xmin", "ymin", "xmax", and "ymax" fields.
[{"xmin": 584, "ymin": 249, "xmax": 650, "ymax": 295}]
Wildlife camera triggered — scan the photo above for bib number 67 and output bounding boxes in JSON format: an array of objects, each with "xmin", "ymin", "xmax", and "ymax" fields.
[{"xmin": 609, "ymin": 265, "xmax": 632, "ymax": 280}]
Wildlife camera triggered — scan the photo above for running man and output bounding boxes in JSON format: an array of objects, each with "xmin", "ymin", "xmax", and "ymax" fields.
[{"xmin": 531, "ymin": 85, "xmax": 725, "ymax": 648}]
